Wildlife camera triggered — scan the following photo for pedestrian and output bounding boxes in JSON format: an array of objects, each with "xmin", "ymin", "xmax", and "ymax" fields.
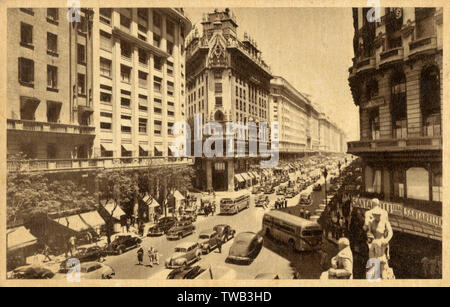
[
  {"xmin": 137, "ymin": 247, "xmax": 144, "ymax": 265},
  {"xmin": 284, "ymin": 198, "xmax": 288, "ymax": 208},
  {"xmin": 147, "ymin": 247, "xmax": 154, "ymax": 267},
  {"xmin": 43, "ymin": 244, "xmax": 52, "ymax": 262},
  {"xmin": 68, "ymin": 236, "xmax": 76, "ymax": 257},
  {"xmin": 153, "ymin": 248, "xmax": 160, "ymax": 265},
  {"xmin": 217, "ymin": 237, "xmax": 222, "ymax": 253}
]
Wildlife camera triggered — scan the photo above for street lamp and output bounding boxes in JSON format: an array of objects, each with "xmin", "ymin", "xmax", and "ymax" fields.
[{"xmin": 323, "ymin": 167, "xmax": 328, "ymax": 207}]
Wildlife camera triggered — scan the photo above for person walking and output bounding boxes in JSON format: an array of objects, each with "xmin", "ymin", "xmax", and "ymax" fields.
[
  {"xmin": 137, "ymin": 247, "xmax": 144, "ymax": 265},
  {"xmin": 147, "ymin": 247, "xmax": 154, "ymax": 267},
  {"xmin": 216, "ymin": 237, "xmax": 222, "ymax": 254},
  {"xmin": 43, "ymin": 244, "xmax": 52, "ymax": 262},
  {"xmin": 153, "ymin": 248, "xmax": 160, "ymax": 265}
]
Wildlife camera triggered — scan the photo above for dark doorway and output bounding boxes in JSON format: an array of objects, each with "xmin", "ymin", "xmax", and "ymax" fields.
[{"xmin": 212, "ymin": 161, "xmax": 227, "ymax": 191}]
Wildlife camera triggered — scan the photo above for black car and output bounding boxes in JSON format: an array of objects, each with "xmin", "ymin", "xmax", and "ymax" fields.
[
  {"xmin": 11, "ymin": 265, "xmax": 54, "ymax": 279},
  {"xmin": 166, "ymin": 221, "xmax": 196, "ymax": 240},
  {"xmin": 147, "ymin": 216, "xmax": 178, "ymax": 236},
  {"xmin": 59, "ymin": 246, "xmax": 107, "ymax": 272},
  {"xmin": 107, "ymin": 234, "xmax": 142, "ymax": 255},
  {"xmin": 167, "ymin": 265, "xmax": 206, "ymax": 279},
  {"xmin": 213, "ymin": 224, "xmax": 236, "ymax": 243}
]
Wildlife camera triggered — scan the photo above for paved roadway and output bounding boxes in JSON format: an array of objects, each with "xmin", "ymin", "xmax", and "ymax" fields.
[{"xmin": 102, "ymin": 172, "xmax": 333, "ymax": 280}]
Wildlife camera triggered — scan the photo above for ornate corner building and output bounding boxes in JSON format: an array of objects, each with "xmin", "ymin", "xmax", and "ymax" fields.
[
  {"xmin": 185, "ymin": 9, "xmax": 272, "ymax": 191},
  {"xmin": 348, "ymin": 8, "xmax": 442, "ymax": 246}
]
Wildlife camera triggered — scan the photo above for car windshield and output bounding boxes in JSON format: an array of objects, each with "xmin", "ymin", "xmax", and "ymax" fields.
[
  {"xmin": 175, "ymin": 248, "xmax": 187, "ymax": 253},
  {"xmin": 199, "ymin": 234, "xmax": 210, "ymax": 239}
]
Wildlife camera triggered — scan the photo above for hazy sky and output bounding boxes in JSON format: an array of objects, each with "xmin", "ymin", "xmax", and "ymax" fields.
[{"xmin": 184, "ymin": 7, "xmax": 360, "ymax": 141}]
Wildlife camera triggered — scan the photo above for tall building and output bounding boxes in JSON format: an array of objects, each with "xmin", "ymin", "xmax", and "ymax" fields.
[
  {"xmin": 6, "ymin": 8, "xmax": 95, "ymax": 162},
  {"xmin": 92, "ymin": 8, "xmax": 191, "ymax": 159},
  {"xmin": 6, "ymin": 7, "xmax": 193, "ymax": 173},
  {"xmin": 348, "ymin": 8, "xmax": 442, "ymax": 245},
  {"xmin": 185, "ymin": 9, "xmax": 272, "ymax": 191}
]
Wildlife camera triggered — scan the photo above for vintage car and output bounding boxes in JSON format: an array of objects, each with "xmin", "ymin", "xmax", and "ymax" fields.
[
  {"xmin": 298, "ymin": 194, "xmax": 312, "ymax": 206},
  {"xmin": 276, "ymin": 186, "xmax": 286, "ymax": 195},
  {"xmin": 263, "ymin": 185, "xmax": 275, "ymax": 194},
  {"xmin": 10, "ymin": 265, "xmax": 55, "ymax": 279},
  {"xmin": 226, "ymin": 232, "xmax": 263, "ymax": 264},
  {"xmin": 167, "ymin": 265, "xmax": 237, "ymax": 280},
  {"xmin": 59, "ymin": 246, "xmax": 107, "ymax": 273},
  {"xmin": 166, "ymin": 221, "xmax": 196, "ymax": 240},
  {"xmin": 198, "ymin": 229, "xmax": 220, "ymax": 254},
  {"xmin": 313, "ymin": 183, "xmax": 322, "ymax": 191},
  {"xmin": 165, "ymin": 242, "xmax": 202, "ymax": 269},
  {"xmin": 213, "ymin": 224, "xmax": 236, "ymax": 242},
  {"xmin": 55, "ymin": 261, "xmax": 115, "ymax": 280},
  {"xmin": 167, "ymin": 265, "xmax": 206, "ymax": 279},
  {"xmin": 255, "ymin": 194, "xmax": 270, "ymax": 207},
  {"xmin": 147, "ymin": 216, "xmax": 178, "ymax": 236},
  {"xmin": 106, "ymin": 234, "xmax": 142, "ymax": 255},
  {"xmin": 285, "ymin": 187, "xmax": 296, "ymax": 198}
]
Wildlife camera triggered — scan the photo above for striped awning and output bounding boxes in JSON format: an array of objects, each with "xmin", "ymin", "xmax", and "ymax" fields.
[{"xmin": 234, "ymin": 174, "xmax": 245, "ymax": 183}]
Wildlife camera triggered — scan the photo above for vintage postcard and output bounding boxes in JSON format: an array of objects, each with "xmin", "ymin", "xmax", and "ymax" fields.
[{"xmin": 0, "ymin": 0, "xmax": 448, "ymax": 287}]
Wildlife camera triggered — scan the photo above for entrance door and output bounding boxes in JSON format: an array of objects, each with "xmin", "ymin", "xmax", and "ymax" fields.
[{"xmin": 212, "ymin": 161, "xmax": 227, "ymax": 191}]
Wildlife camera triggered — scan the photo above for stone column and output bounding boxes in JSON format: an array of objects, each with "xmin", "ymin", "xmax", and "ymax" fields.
[
  {"xmin": 227, "ymin": 160, "xmax": 235, "ymax": 192},
  {"xmin": 206, "ymin": 159, "xmax": 212, "ymax": 191}
]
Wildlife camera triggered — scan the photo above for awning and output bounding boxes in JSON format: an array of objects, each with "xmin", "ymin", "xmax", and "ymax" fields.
[
  {"xmin": 234, "ymin": 174, "xmax": 245, "ymax": 183},
  {"xmin": 54, "ymin": 215, "xmax": 90, "ymax": 232},
  {"xmin": 241, "ymin": 173, "xmax": 251, "ymax": 181},
  {"xmin": 7, "ymin": 226, "xmax": 38, "ymax": 251},
  {"xmin": 121, "ymin": 144, "xmax": 135, "ymax": 152},
  {"xmin": 79, "ymin": 211, "xmax": 105, "ymax": 229},
  {"xmin": 103, "ymin": 201, "xmax": 126, "ymax": 219},
  {"xmin": 251, "ymin": 171, "xmax": 260, "ymax": 179},
  {"xmin": 154, "ymin": 145, "xmax": 163, "ymax": 153},
  {"xmin": 247, "ymin": 172, "xmax": 255, "ymax": 179},
  {"xmin": 174, "ymin": 190, "xmax": 185, "ymax": 200},
  {"xmin": 139, "ymin": 144, "xmax": 150, "ymax": 152},
  {"xmin": 101, "ymin": 143, "xmax": 114, "ymax": 151},
  {"xmin": 142, "ymin": 195, "xmax": 160, "ymax": 208}
]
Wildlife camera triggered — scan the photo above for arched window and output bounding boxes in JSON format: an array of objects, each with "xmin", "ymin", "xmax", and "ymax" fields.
[
  {"xmin": 214, "ymin": 110, "xmax": 224, "ymax": 122},
  {"xmin": 391, "ymin": 71, "xmax": 407, "ymax": 139},
  {"xmin": 421, "ymin": 66, "xmax": 441, "ymax": 136}
]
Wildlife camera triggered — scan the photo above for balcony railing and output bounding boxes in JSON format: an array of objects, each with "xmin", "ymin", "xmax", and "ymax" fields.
[
  {"xmin": 409, "ymin": 36, "xmax": 437, "ymax": 58},
  {"xmin": 348, "ymin": 136, "xmax": 441, "ymax": 153},
  {"xmin": 379, "ymin": 47, "xmax": 404, "ymax": 66},
  {"xmin": 7, "ymin": 156, "xmax": 194, "ymax": 173},
  {"xmin": 356, "ymin": 56, "xmax": 376, "ymax": 73},
  {"xmin": 7, "ymin": 119, "xmax": 95, "ymax": 135}
]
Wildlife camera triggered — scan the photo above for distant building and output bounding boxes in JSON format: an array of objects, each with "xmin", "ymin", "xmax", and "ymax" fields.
[
  {"xmin": 185, "ymin": 8, "xmax": 272, "ymax": 191},
  {"xmin": 348, "ymin": 8, "xmax": 442, "ymax": 242}
]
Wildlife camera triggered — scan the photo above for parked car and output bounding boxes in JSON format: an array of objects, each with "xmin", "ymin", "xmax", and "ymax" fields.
[
  {"xmin": 55, "ymin": 261, "xmax": 115, "ymax": 279},
  {"xmin": 213, "ymin": 224, "xmax": 236, "ymax": 243},
  {"xmin": 276, "ymin": 186, "xmax": 286, "ymax": 195},
  {"xmin": 147, "ymin": 216, "xmax": 178, "ymax": 236},
  {"xmin": 10, "ymin": 265, "xmax": 54, "ymax": 279},
  {"xmin": 59, "ymin": 246, "xmax": 107, "ymax": 273},
  {"xmin": 285, "ymin": 187, "xmax": 296, "ymax": 198},
  {"xmin": 166, "ymin": 221, "xmax": 196, "ymax": 240},
  {"xmin": 106, "ymin": 234, "xmax": 141, "ymax": 255},
  {"xmin": 226, "ymin": 232, "xmax": 263, "ymax": 264},
  {"xmin": 263, "ymin": 185, "xmax": 275, "ymax": 194},
  {"xmin": 167, "ymin": 265, "xmax": 206, "ymax": 279},
  {"xmin": 255, "ymin": 194, "xmax": 270, "ymax": 207},
  {"xmin": 165, "ymin": 242, "xmax": 202, "ymax": 269},
  {"xmin": 298, "ymin": 194, "xmax": 312, "ymax": 206},
  {"xmin": 198, "ymin": 229, "xmax": 220, "ymax": 254}
]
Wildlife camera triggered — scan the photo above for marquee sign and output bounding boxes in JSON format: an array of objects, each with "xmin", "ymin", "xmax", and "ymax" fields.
[{"xmin": 352, "ymin": 197, "xmax": 442, "ymax": 228}]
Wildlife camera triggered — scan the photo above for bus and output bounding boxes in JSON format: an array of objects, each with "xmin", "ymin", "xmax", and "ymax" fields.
[
  {"xmin": 220, "ymin": 191, "xmax": 250, "ymax": 215},
  {"xmin": 262, "ymin": 210, "xmax": 322, "ymax": 252}
]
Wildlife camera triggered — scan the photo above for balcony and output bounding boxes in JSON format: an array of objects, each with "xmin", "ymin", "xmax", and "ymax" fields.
[
  {"xmin": 7, "ymin": 156, "xmax": 194, "ymax": 173},
  {"xmin": 379, "ymin": 47, "xmax": 404, "ymax": 67},
  {"xmin": 7, "ymin": 119, "xmax": 95, "ymax": 135},
  {"xmin": 355, "ymin": 56, "xmax": 376, "ymax": 74},
  {"xmin": 408, "ymin": 36, "xmax": 437, "ymax": 59},
  {"xmin": 347, "ymin": 136, "xmax": 442, "ymax": 154}
]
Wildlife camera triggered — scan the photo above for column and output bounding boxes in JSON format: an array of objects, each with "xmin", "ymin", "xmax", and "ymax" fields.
[
  {"xmin": 227, "ymin": 160, "xmax": 235, "ymax": 192},
  {"xmin": 206, "ymin": 160, "xmax": 212, "ymax": 191}
]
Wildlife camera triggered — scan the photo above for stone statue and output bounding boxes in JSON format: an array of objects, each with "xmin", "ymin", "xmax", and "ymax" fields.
[{"xmin": 320, "ymin": 237, "xmax": 353, "ymax": 279}]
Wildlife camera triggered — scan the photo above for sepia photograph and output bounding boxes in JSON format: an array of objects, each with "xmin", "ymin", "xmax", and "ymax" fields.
[{"xmin": 0, "ymin": 0, "xmax": 446, "ymax": 286}]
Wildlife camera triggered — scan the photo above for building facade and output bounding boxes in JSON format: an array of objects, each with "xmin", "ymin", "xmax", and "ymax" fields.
[
  {"xmin": 6, "ymin": 7, "xmax": 193, "ymax": 173},
  {"xmin": 185, "ymin": 9, "xmax": 272, "ymax": 191},
  {"xmin": 92, "ymin": 8, "xmax": 191, "ymax": 159},
  {"xmin": 348, "ymin": 8, "xmax": 442, "ymax": 242},
  {"xmin": 7, "ymin": 8, "xmax": 95, "ymax": 162}
]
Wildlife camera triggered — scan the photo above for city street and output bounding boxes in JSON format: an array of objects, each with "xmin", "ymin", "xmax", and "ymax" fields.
[{"xmin": 101, "ymin": 173, "xmax": 332, "ymax": 280}]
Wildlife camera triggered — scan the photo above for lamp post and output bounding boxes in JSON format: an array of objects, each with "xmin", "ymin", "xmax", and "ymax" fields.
[{"xmin": 323, "ymin": 167, "xmax": 328, "ymax": 207}]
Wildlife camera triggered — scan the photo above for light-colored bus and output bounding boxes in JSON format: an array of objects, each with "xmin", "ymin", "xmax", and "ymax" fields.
[
  {"xmin": 262, "ymin": 210, "xmax": 322, "ymax": 251},
  {"xmin": 220, "ymin": 191, "xmax": 250, "ymax": 215}
]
